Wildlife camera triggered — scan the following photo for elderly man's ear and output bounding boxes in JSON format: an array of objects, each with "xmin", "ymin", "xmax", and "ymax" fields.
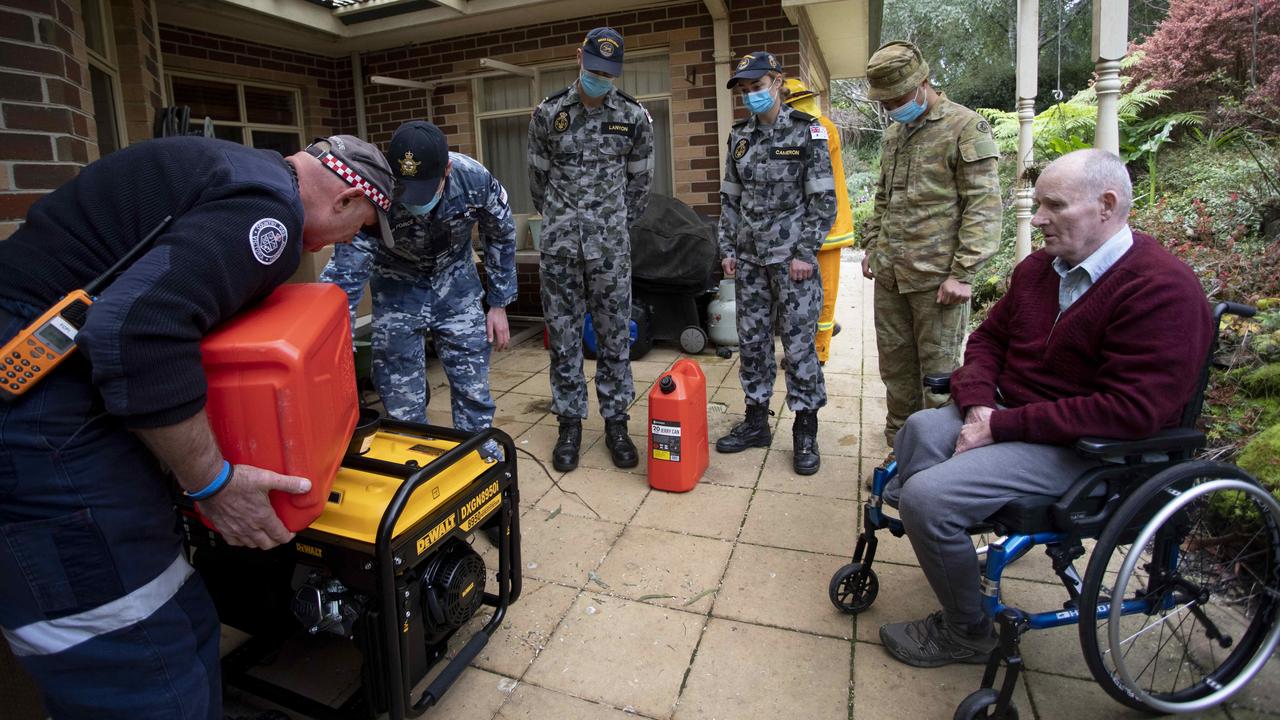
[{"xmin": 1098, "ymin": 190, "xmax": 1119, "ymax": 220}]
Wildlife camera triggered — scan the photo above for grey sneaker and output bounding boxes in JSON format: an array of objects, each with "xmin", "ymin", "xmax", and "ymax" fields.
[{"xmin": 879, "ymin": 612, "xmax": 996, "ymax": 668}]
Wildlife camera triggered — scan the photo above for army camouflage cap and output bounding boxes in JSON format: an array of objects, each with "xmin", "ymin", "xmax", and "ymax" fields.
[{"xmin": 866, "ymin": 41, "xmax": 930, "ymax": 101}]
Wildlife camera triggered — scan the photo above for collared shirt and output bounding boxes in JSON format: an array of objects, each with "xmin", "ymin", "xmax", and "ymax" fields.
[{"xmin": 1052, "ymin": 225, "xmax": 1134, "ymax": 312}]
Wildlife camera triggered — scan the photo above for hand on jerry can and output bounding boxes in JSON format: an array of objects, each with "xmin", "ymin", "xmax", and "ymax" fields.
[{"xmin": 197, "ymin": 465, "xmax": 312, "ymax": 550}]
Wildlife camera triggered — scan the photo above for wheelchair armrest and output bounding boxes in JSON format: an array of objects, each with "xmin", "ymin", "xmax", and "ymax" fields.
[
  {"xmin": 923, "ymin": 374, "xmax": 952, "ymax": 394},
  {"xmin": 1074, "ymin": 428, "xmax": 1206, "ymax": 459}
]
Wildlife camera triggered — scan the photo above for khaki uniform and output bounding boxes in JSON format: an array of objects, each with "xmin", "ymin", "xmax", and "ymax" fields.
[{"xmin": 862, "ymin": 94, "xmax": 1001, "ymax": 446}]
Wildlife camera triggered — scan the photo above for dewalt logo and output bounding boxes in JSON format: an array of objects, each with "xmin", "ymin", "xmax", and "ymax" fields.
[
  {"xmin": 295, "ymin": 542, "xmax": 324, "ymax": 558},
  {"xmin": 416, "ymin": 514, "xmax": 457, "ymax": 555}
]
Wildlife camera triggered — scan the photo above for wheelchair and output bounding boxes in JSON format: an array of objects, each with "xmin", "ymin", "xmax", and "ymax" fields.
[{"xmin": 829, "ymin": 302, "xmax": 1280, "ymax": 719}]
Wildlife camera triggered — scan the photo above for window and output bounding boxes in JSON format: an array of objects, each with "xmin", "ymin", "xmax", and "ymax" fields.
[
  {"xmin": 476, "ymin": 54, "xmax": 674, "ymax": 215},
  {"xmin": 167, "ymin": 74, "xmax": 304, "ymax": 155},
  {"xmin": 83, "ymin": 0, "xmax": 124, "ymax": 155}
]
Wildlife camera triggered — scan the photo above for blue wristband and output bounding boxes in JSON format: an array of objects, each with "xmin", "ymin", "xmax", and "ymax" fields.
[{"xmin": 186, "ymin": 460, "xmax": 232, "ymax": 501}]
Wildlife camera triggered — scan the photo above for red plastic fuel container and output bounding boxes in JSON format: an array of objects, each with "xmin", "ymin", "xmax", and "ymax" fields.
[
  {"xmin": 200, "ymin": 283, "xmax": 359, "ymax": 531},
  {"xmin": 647, "ymin": 358, "xmax": 709, "ymax": 492}
]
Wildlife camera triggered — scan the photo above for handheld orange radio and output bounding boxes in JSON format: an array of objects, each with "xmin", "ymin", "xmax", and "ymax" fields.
[{"xmin": 0, "ymin": 215, "xmax": 173, "ymax": 402}]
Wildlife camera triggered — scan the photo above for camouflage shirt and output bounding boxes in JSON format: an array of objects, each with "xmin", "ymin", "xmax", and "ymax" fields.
[
  {"xmin": 718, "ymin": 108, "xmax": 838, "ymax": 266},
  {"xmin": 862, "ymin": 95, "xmax": 1002, "ymax": 293},
  {"xmin": 328, "ymin": 152, "xmax": 517, "ymax": 309},
  {"xmin": 527, "ymin": 84, "xmax": 655, "ymax": 260}
]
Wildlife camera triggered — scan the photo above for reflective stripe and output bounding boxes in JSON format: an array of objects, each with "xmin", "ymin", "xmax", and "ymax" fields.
[
  {"xmin": 817, "ymin": 321, "xmax": 835, "ymax": 331},
  {"xmin": 2, "ymin": 554, "xmax": 194, "ymax": 657},
  {"xmin": 805, "ymin": 177, "xmax": 836, "ymax": 194},
  {"xmin": 529, "ymin": 154, "xmax": 550, "ymax": 171},
  {"xmin": 822, "ymin": 230, "xmax": 857, "ymax": 249},
  {"xmin": 721, "ymin": 181, "xmax": 743, "ymax": 197}
]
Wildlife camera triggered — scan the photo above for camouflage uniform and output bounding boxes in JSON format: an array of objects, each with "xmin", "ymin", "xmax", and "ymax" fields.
[
  {"xmin": 863, "ymin": 94, "xmax": 1002, "ymax": 446},
  {"xmin": 321, "ymin": 152, "xmax": 516, "ymax": 432},
  {"xmin": 528, "ymin": 83, "xmax": 654, "ymax": 421},
  {"xmin": 719, "ymin": 108, "xmax": 838, "ymax": 411}
]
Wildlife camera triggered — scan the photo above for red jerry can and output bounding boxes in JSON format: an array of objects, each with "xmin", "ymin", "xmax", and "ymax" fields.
[{"xmin": 646, "ymin": 358, "xmax": 709, "ymax": 492}]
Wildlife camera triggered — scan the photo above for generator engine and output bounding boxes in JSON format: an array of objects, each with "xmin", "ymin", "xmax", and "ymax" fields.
[
  {"xmin": 419, "ymin": 539, "xmax": 486, "ymax": 646},
  {"xmin": 292, "ymin": 571, "xmax": 364, "ymax": 638}
]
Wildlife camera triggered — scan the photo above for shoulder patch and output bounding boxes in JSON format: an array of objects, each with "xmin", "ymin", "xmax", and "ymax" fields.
[
  {"xmin": 553, "ymin": 110, "xmax": 570, "ymax": 133},
  {"xmin": 249, "ymin": 218, "xmax": 287, "ymax": 265},
  {"xmin": 498, "ymin": 184, "xmax": 508, "ymax": 206},
  {"xmin": 976, "ymin": 119, "xmax": 991, "ymax": 134},
  {"xmin": 809, "ymin": 124, "xmax": 828, "ymax": 140},
  {"xmin": 733, "ymin": 137, "xmax": 749, "ymax": 160}
]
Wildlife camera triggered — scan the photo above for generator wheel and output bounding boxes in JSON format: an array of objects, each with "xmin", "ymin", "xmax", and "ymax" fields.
[
  {"xmin": 954, "ymin": 689, "xmax": 1019, "ymax": 720},
  {"xmin": 679, "ymin": 326, "xmax": 707, "ymax": 354},
  {"xmin": 828, "ymin": 562, "xmax": 878, "ymax": 614}
]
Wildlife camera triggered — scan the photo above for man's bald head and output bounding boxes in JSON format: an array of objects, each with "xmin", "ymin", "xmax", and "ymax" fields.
[{"xmin": 1032, "ymin": 149, "xmax": 1133, "ymax": 266}]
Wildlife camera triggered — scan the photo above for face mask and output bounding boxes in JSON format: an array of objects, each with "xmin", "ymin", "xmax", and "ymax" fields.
[
  {"xmin": 579, "ymin": 70, "xmax": 613, "ymax": 98},
  {"xmin": 403, "ymin": 188, "xmax": 443, "ymax": 217},
  {"xmin": 888, "ymin": 87, "xmax": 928, "ymax": 123},
  {"xmin": 744, "ymin": 86, "xmax": 776, "ymax": 115}
]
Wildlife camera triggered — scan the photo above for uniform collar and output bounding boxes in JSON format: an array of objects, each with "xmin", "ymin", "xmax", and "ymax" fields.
[{"xmin": 565, "ymin": 83, "xmax": 618, "ymax": 109}]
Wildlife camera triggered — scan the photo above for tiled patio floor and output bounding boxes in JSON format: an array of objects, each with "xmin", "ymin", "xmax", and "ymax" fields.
[{"xmin": 227, "ymin": 252, "xmax": 1279, "ymax": 719}]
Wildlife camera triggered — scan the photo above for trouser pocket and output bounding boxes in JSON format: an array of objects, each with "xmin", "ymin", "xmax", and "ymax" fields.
[{"xmin": 2, "ymin": 509, "xmax": 123, "ymax": 617}]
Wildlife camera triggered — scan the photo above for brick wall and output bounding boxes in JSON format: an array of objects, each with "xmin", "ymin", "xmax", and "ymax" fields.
[
  {"xmin": 111, "ymin": 0, "xmax": 165, "ymax": 144},
  {"xmin": 0, "ymin": 0, "xmax": 95, "ymax": 239},
  {"xmin": 159, "ymin": 24, "xmax": 355, "ymax": 141}
]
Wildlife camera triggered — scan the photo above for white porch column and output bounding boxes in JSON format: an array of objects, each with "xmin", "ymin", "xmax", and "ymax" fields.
[
  {"xmin": 705, "ymin": 0, "xmax": 734, "ymax": 176},
  {"xmin": 1014, "ymin": 0, "xmax": 1039, "ymax": 261},
  {"xmin": 1092, "ymin": 0, "xmax": 1129, "ymax": 154}
]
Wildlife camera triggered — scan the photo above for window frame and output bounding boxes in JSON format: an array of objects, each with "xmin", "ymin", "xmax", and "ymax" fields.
[
  {"xmin": 82, "ymin": 0, "xmax": 126, "ymax": 155},
  {"xmin": 165, "ymin": 71, "xmax": 306, "ymax": 152}
]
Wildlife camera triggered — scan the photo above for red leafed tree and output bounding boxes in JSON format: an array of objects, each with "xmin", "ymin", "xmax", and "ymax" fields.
[{"xmin": 1132, "ymin": 0, "xmax": 1280, "ymax": 126}]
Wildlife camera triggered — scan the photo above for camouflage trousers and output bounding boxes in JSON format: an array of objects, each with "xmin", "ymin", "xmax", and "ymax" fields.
[
  {"xmin": 735, "ymin": 260, "xmax": 826, "ymax": 412},
  {"xmin": 873, "ymin": 279, "xmax": 969, "ymax": 448},
  {"xmin": 371, "ymin": 274, "xmax": 494, "ymax": 432},
  {"xmin": 540, "ymin": 252, "xmax": 633, "ymax": 421}
]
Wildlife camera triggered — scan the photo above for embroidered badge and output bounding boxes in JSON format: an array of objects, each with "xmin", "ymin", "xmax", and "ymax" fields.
[
  {"xmin": 498, "ymin": 184, "xmax": 508, "ymax": 205},
  {"xmin": 598, "ymin": 38, "xmax": 619, "ymax": 57},
  {"xmin": 977, "ymin": 119, "xmax": 991, "ymax": 134},
  {"xmin": 553, "ymin": 110, "xmax": 570, "ymax": 133},
  {"xmin": 249, "ymin": 218, "xmax": 287, "ymax": 266},
  {"xmin": 733, "ymin": 137, "xmax": 749, "ymax": 160},
  {"xmin": 767, "ymin": 55, "xmax": 779, "ymax": 69},
  {"xmin": 399, "ymin": 150, "xmax": 420, "ymax": 177},
  {"xmin": 737, "ymin": 56, "xmax": 752, "ymax": 71},
  {"xmin": 809, "ymin": 124, "xmax": 829, "ymax": 140}
]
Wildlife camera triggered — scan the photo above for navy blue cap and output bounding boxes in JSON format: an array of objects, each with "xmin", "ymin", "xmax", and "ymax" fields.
[
  {"xmin": 388, "ymin": 121, "xmax": 448, "ymax": 205},
  {"xmin": 581, "ymin": 27, "xmax": 624, "ymax": 77},
  {"xmin": 727, "ymin": 50, "xmax": 782, "ymax": 88}
]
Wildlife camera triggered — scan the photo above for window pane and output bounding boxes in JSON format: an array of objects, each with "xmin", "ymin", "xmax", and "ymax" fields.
[
  {"xmin": 244, "ymin": 87, "xmax": 297, "ymax": 126},
  {"xmin": 480, "ymin": 115, "xmax": 532, "ymax": 214},
  {"xmin": 212, "ymin": 124, "xmax": 244, "ymax": 143},
  {"xmin": 479, "ymin": 75, "xmax": 532, "ymax": 113},
  {"xmin": 618, "ymin": 56, "xmax": 670, "ymax": 96},
  {"xmin": 539, "ymin": 67, "xmax": 577, "ymax": 98},
  {"xmin": 83, "ymin": 0, "xmax": 108, "ymax": 59},
  {"xmin": 645, "ymin": 98, "xmax": 673, "ymax": 197},
  {"xmin": 89, "ymin": 64, "xmax": 120, "ymax": 155},
  {"xmin": 172, "ymin": 77, "xmax": 241, "ymax": 122},
  {"xmin": 251, "ymin": 130, "xmax": 301, "ymax": 155}
]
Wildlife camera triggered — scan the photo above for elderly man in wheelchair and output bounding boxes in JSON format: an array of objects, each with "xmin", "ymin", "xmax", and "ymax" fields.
[{"xmin": 831, "ymin": 149, "xmax": 1280, "ymax": 719}]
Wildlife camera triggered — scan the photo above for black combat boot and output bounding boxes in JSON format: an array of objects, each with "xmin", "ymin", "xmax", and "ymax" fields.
[
  {"xmin": 553, "ymin": 417, "xmax": 582, "ymax": 472},
  {"xmin": 604, "ymin": 417, "xmax": 638, "ymax": 468},
  {"xmin": 793, "ymin": 409, "xmax": 820, "ymax": 475},
  {"xmin": 715, "ymin": 403, "xmax": 773, "ymax": 453}
]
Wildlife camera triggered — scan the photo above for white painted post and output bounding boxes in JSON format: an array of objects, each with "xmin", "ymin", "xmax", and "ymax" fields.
[
  {"xmin": 1092, "ymin": 0, "xmax": 1129, "ymax": 155},
  {"xmin": 1015, "ymin": 0, "xmax": 1039, "ymax": 261}
]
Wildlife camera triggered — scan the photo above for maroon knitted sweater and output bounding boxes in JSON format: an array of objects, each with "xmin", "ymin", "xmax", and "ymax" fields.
[{"xmin": 951, "ymin": 232, "xmax": 1212, "ymax": 445}]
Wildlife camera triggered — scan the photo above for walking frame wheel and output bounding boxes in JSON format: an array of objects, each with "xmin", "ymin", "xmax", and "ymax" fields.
[
  {"xmin": 954, "ymin": 688, "xmax": 1019, "ymax": 720},
  {"xmin": 829, "ymin": 562, "xmax": 878, "ymax": 614}
]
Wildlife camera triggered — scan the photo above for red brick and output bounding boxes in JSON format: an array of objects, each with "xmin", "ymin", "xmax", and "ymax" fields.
[
  {"xmin": 44, "ymin": 77, "xmax": 79, "ymax": 106},
  {"xmin": 71, "ymin": 111, "xmax": 89, "ymax": 137},
  {"xmin": 692, "ymin": 181, "xmax": 720, "ymax": 193},
  {"xmin": 14, "ymin": 162, "xmax": 79, "ymax": 189},
  {"xmin": 54, "ymin": 0, "xmax": 72, "ymax": 26},
  {"xmin": 690, "ymin": 157, "xmax": 720, "ymax": 170},
  {"xmin": 0, "ymin": 71, "xmax": 43, "ymax": 102},
  {"xmin": 55, "ymin": 135, "xmax": 87, "ymax": 162},
  {"xmin": 0, "ymin": 192, "xmax": 44, "ymax": 220},
  {"xmin": 0, "ymin": 132, "xmax": 53, "ymax": 160},
  {"xmin": 688, "ymin": 133, "xmax": 718, "ymax": 146},
  {"xmin": 688, "ymin": 110, "xmax": 716, "ymax": 123},
  {"xmin": 36, "ymin": 16, "xmax": 72, "ymax": 49},
  {"xmin": 62, "ymin": 54, "xmax": 80, "ymax": 84},
  {"xmin": 5, "ymin": 0, "xmax": 53, "ymax": 14},
  {"xmin": 0, "ymin": 10, "xmax": 35, "ymax": 42},
  {"xmin": 0, "ymin": 40, "xmax": 64, "ymax": 75},
  {"xmin": 3, "ymin": 104, "xmax": 73, "ymax": 132}
]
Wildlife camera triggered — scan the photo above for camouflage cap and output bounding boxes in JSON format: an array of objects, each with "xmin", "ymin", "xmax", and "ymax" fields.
[{"xmin": 866, "ymin": 41, "xmax": 929, "ymax": 101}]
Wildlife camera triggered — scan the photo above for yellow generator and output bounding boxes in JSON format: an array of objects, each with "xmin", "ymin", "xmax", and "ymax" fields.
[{"xmin": 181, "ymin": 415, "xmax": 522, "ymax": 720}]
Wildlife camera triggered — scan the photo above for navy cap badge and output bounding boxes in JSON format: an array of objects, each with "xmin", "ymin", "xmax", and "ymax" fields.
[
  {"xmin": 598, "ymin": 38, "xmax": 619, "ymax": 57},
  {"xmin": 737, "ymin": 56, "xmax": 752, "ymax": 71}
]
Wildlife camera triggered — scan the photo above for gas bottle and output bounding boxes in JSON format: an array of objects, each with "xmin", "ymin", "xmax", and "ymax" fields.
[
  {"xmin": 707, "ymin": 279, "xmax": 738, "ymax": 348},
  {"xmin": 647, "ymin": 358, "xmax": 709, "ymax": 492}
]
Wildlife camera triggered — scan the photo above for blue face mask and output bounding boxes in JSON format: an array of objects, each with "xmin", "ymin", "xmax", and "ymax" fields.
[
  {"xmin": 888, "ymin": 88, "xmax": 928, "ymax": 123},
  {"xmin": 579, "ymin": 70, "xmax": 613, "ymax": 98},
  {"xmin": 403, "ymin": 188, "xmax": 443, "ymax": 217},
  {"xmin": 744, "ymin": 86, "xmax": 776, "ymax": 115}
]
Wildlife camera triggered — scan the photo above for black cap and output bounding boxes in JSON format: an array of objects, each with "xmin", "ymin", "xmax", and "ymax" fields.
[
  {"xmin": 727, "ymin": 50, "xmax": 782, "ymax": 88},
  {"xmin": 388, "ymin": 121, "xmax": 449, "ymax": 205},
  {"xmin": 581, "ymin": 27, "xmax": 624, "ymax": 77}
]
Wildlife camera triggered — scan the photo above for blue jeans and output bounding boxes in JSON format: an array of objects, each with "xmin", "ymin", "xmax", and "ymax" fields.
[{"xmin": 0, "ymin": 302, "xmax": 221, "ymax": 719}]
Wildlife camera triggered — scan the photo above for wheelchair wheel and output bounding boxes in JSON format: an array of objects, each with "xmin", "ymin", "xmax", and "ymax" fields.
[
  {"xmin": 1079, "ymin": 460, "xmax": 1280, "ymax": 714},
  {"xmin": 828, "ymin": 562, "xmax": 878, "ymax": 614},
  {"xmin": 954, "ymin": 688, "xmax": 1019, "ymax": 720}
]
